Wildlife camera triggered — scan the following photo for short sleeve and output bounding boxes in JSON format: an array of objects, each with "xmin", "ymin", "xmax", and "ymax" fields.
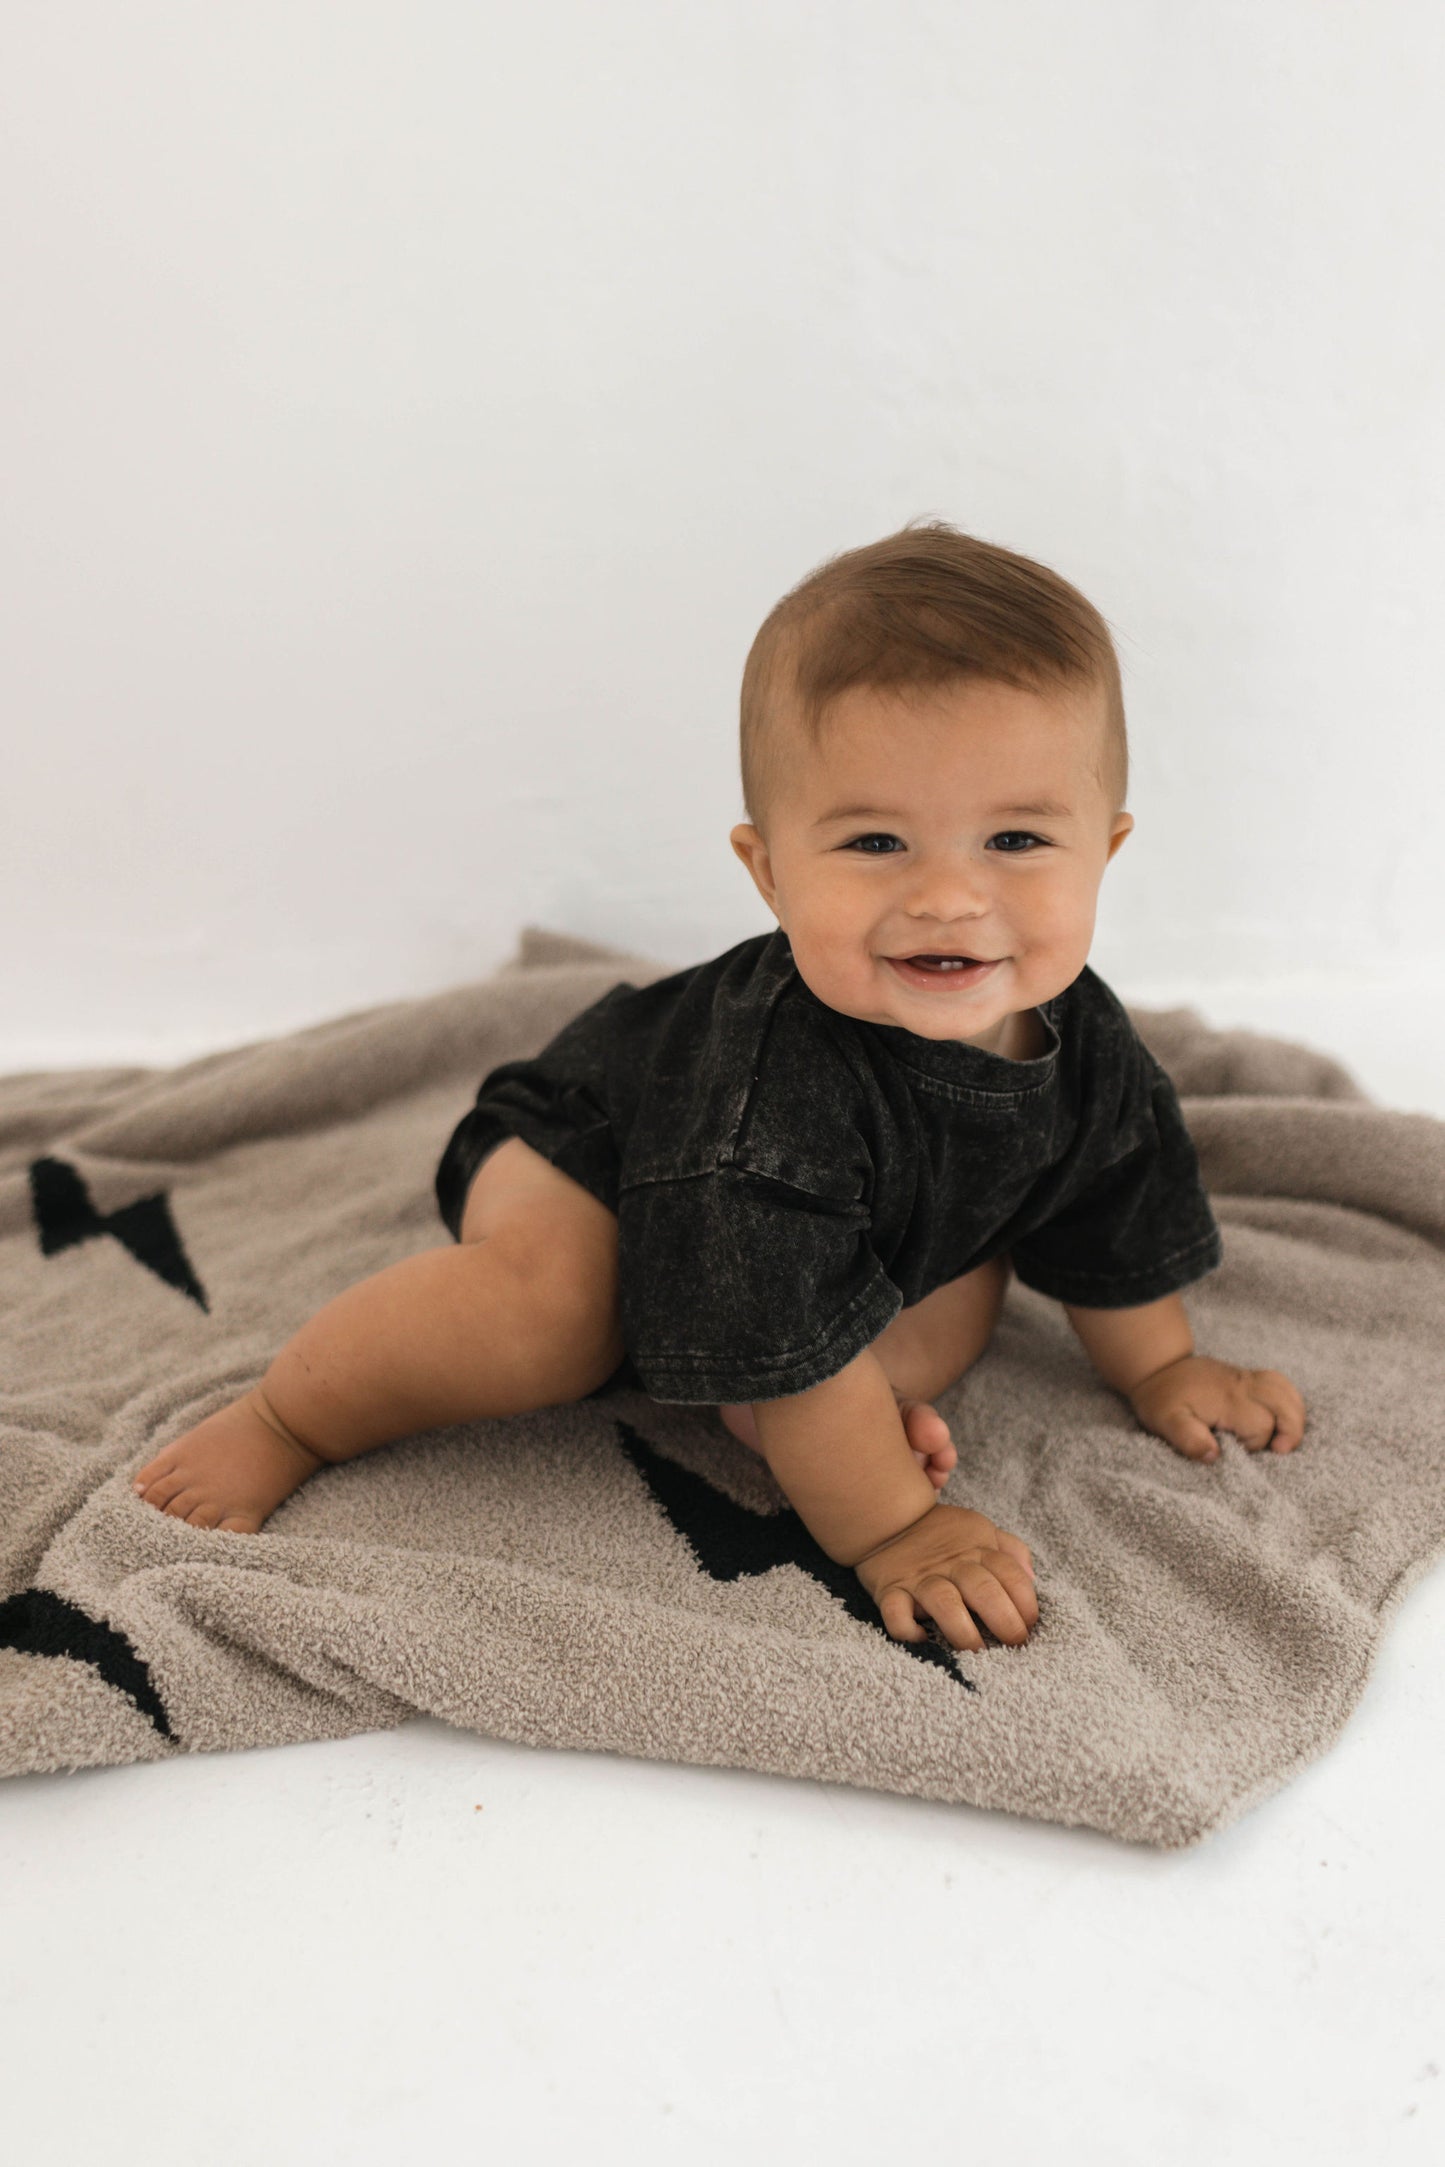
[
  {"xmin": 616, "ymin": 1165, "xmax": 903, "ymax": 1404},
  {"xmin": 1009, "ymin": 1055, "xmax": 1224, "ymax": 1307}
]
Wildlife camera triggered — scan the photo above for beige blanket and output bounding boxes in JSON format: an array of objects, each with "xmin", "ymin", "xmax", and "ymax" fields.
[{"xmin": 2, "ymin": 926, "xmax": 1442, "ymax": 1848}]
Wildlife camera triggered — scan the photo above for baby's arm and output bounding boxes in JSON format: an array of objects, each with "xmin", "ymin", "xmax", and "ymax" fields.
[
  {"xmin": 1064, "ymin": 1291, "xmax": 1307, "ymax": 1459},
  {"xmin": 750, "ymin": 1347, "xmax": 1038, "ymax": 1650}
]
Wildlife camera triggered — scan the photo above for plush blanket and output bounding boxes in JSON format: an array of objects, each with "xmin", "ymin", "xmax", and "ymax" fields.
[{"xmin": 2, "ymin": 926, "xmax": 1442, "ymax": 1848}]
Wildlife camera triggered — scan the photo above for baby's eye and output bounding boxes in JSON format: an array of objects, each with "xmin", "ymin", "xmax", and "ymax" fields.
[
  {"xmin": 842, "ymin": 833, "xmax": 902, "ymax": 854},
  {"xmin": 989, "ymin": 831, "xmax": 1049, "ymax": 853}
]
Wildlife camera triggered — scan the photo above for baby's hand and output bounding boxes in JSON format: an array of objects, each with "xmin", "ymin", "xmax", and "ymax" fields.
[
  {"xmin": 853, "ymin": 1501, "xmax": 1038, "ymax": 1652},
  {"xmin": 1129, "ymin": 1354, "xmax": 1307, "ymax": 1464}
]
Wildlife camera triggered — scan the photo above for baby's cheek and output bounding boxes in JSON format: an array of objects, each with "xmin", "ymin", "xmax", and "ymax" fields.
[{"xmin": 784, "ymin": 944, "xmax": 856, "ymax": 1014}]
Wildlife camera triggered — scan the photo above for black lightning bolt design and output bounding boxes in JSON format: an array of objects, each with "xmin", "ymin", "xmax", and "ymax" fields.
[
  {"xmin": 28, "ymin": 1156, "xmax": 209, "ymax": 1311},
  {"xmin": 0, "ymin": 1422, "xmax": 978, "ymax": 1754},
  {"xmin": 612, "ymin": 1417, "xmax": 979, "ymax": 1688},
  {"xmin": 0, "ymin": 1586, "xmax": 174, "ymax": 1738}
]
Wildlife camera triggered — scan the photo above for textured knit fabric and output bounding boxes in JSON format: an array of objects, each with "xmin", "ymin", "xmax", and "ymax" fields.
[
  {"xmin": 435, "ymin": 930, "xmax": 1223, "ymax": 1402},
  {"xmin": 4, "ymin": 924, "xmax": 1443, "ymax": 1851}
]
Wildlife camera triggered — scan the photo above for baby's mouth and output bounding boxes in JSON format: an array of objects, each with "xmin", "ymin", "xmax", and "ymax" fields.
[{"xmin": 887, "ymin": 953, "xmax": 1001, "ymax": 989}]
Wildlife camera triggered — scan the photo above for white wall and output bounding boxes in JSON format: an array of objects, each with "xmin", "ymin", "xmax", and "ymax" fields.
[{"xmin": 4, "ymin": 1, "xmax": 1443, "ymax": 1071}]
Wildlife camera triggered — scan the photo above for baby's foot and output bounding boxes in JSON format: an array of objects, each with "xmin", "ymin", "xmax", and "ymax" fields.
[
  {"xmin": 131, "ymin": 1389, "xmax": 325, "ymax": 1533},
  {"xmin": 896, "ymin": 1399, "xmax": 957, "ymax": 1488},
  {"xmin": 718, "ymin": 1397, "xmax": 958, "ymax": 1490}
]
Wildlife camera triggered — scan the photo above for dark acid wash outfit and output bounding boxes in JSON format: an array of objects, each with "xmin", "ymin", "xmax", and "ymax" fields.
[{"xmin": 434, "ymin": 929, "xmax": 1224, "ymax": 1406}]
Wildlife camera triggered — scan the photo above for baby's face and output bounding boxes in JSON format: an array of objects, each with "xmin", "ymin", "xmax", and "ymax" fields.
[{"xmin": 730, "ymin": 678, "xmax": 1134, "ymax": 1054}]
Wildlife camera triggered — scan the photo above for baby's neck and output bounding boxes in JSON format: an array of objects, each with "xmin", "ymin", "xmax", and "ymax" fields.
[
  {"xmin": 933, "ymin": 1005, "xmax": 1045, "ymax": 1062},
  {"xmin": 1001, "ymin": 1006, "xmax": 1048, "ymax": 1061}
]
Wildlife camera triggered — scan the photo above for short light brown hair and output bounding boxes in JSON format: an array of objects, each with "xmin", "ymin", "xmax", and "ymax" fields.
[{"xmin": 740, "ymin": 519, "xmax": 1128, "ymax": 833}]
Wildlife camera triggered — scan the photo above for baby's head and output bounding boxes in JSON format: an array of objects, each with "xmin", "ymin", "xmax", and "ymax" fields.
[{"xmin": 730, "ymin": 521, "xmax": 1135, "ymax": 1053}]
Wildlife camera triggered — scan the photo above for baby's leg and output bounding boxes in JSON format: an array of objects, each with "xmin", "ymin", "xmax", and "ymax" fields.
[
  {"xmin": 720, "ymin": 1253, "xmax": 1011, "ymax": 1490},
  {"xmin": 132, "ymin": 1138, "xmax": 623, "ymax": 1532}
]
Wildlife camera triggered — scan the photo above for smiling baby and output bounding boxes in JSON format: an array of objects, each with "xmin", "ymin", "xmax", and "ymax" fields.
[{"xmin": 132, "ymin": 520, "xmax": 1307, "ymax": 1653}]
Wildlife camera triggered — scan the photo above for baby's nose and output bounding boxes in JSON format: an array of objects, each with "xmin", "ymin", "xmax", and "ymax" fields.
[{"xmin": 901, "ymin": 867, "xmax": 991, "ymax": 917}]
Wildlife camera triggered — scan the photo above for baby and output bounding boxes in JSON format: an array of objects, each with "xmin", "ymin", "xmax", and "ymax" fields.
[{"xmin": 131, "ymin": 520, "xmax": 1307, "ymax": 1654}]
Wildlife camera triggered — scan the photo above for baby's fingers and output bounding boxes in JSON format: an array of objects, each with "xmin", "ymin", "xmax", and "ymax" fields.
[
  {"xmin": 1248, "ymin": 1370, "xmax": 1307, "ymax": 1454},
  {"xmin": 1150, "ymin": 1404, "xmax": 1222, "ymax": 1463},
  {"xmin": 989, "ymin": 1553, "xmax": 1040, "ymax": 1633},
  {"xmin": 877, "ymin": 1586, "xmax": 931, "ymax": 1644},
  {"xmin": 950, "ymin": 1561, "xmax": 1034, "ymax": 1647},
  {"xmin": 913, "ymin": 1574, "xmax": 987, "ymax": 1653},
  {"xmin": 996, "ymin": 1530, "xmax": 1037, "ymax": 1583},
  {"xmin": 878, "ymin": 1579, "xmax": 985, "ymax": 1653}
]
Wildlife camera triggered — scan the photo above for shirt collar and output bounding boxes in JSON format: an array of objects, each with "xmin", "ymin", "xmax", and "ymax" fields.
[
  {"xmin": 861, "ymin": 998, "xmax": 1063, "ymax": 1088},
  {"xmin": 769, "ymin": 929, "xmax": 1067, "ymax": 1092}
]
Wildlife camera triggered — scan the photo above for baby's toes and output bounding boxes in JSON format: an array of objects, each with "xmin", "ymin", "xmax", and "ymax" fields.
[
  {"xmin": 899, "ymin": 1399, "xmax": 950, "ymax": 1452},
  {"xmin": 158, "ymin": 1487, "xmax": 210, "ymax": 1522},
  {"xmin": 133, "ymin": 1459, "xmax": 189, "ymax": 1511},
  {"xmin": 180, "ymin": 1498, "xmax": 228, "ymax": 1530},
  {"xmin": 899, "ymin": 1401, "xmax": 957, "ymax": 1488},
  {"xmin": 907, "ymin": 1443, "xmax": 956, "ymax": 1488}
]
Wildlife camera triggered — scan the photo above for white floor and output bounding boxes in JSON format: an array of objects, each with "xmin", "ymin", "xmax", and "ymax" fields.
[{"xmin": 3, "ymin": 984, "xmax": 1443, "ymax": 2167}]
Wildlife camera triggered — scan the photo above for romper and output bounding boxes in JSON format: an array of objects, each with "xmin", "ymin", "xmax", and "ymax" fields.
[{"xmin": 434, "ymin": 929, "xmax": 1224, "ymax": 1405}]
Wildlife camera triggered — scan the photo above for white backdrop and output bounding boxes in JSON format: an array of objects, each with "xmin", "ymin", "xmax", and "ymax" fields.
[
  {"xmin": 8, "ymin": 18, "xmax": 1445, "ymax": 2165},
  {"xmin": 4, "ymin": 2, "xmax": 1443, "ymax": 1086}
]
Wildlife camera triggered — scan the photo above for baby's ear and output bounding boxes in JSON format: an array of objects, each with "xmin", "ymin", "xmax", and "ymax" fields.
[{"xmin": 730, "ymin": 823, "xmax": 778, "ymax": 910}]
